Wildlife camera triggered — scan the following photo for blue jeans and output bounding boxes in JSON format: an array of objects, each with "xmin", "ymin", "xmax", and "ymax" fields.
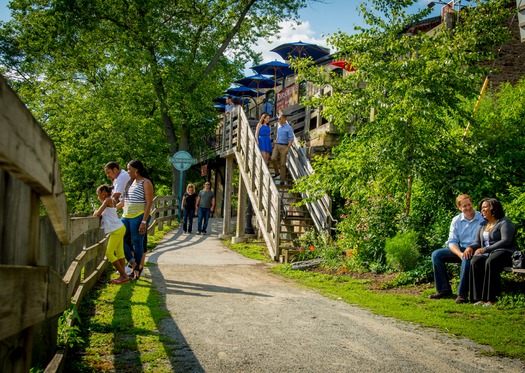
[
  {"xmin": 183, "ymin": 208, "xmax": 195, "ymax": 233},
  {"xmin": 197, "ymin": 207, "xmax": 211, "ymax": 233},
  {"xmin": 431, "ymin": 248, "xmax": 470, "ymax": 297},
  {"xmin": 121, "ymin": 214, "xmax": 149, "ymax": 267}
]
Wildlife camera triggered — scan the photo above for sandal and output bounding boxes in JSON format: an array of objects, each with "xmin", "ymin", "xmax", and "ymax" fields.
[
  {"xmin": 132, "ymin": 267, "xmax": 142, "ymax": 280},
  {"xmin": 110, "ymin": 277, "xmax": 130, "ymax": 285}
]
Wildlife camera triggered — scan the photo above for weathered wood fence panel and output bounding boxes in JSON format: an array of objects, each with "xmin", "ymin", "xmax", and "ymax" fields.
[{"xmin": 0, "ymin": 74, "xmax": 178, "ymax": 372}]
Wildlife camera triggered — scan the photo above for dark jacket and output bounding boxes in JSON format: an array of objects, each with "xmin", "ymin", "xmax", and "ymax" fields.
[{"xmin": 470, "ymin": 217, "xmax": 518, "ymax": 254}]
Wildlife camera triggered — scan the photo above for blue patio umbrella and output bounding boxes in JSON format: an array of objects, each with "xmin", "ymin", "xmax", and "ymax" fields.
[
  {"xmin": 225, "ymin": 86, "xmax": 263, "ymax": 98},
  {"xmin": 234, "ymin": 74, "xmax": 278, "ymax": 90},
  {"xmin": 214, "ymin": 103, "xmax": 225, "ymax": 111},
  {"xmin": 213, "ymin": 96, "xmax": 229, "ymax": 104},
  {"xmin": 270, "ymin": 41, "xmax": 330, "ymax": 61},
  {"xmin": 234, "ymin": 74, "xmax": 279, "ymax": 118},
  {"xmin": 251, "ymin": 61, "xmax": 294, "ymax": 88}
]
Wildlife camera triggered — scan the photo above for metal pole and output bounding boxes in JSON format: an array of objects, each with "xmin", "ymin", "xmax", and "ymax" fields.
[{"xmin": 178, "ymin": 170, "xmax": 184, "ymax": 222}]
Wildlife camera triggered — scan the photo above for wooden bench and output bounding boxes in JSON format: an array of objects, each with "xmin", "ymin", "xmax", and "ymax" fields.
[{"xmin": 503, "ymin": 267, "xmax": 525, "ymax": 274}]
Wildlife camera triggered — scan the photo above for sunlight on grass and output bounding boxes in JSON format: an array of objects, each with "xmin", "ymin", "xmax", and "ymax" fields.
[
  {"xmin": 223, "ymin": 238, "xmax": 274, "ymax": 262},
  {"xmin": 67, "ymin": 225, "xmax": 179, "ymax": 372}
]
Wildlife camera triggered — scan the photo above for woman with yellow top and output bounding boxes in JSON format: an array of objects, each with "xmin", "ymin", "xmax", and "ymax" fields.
[{"xmin": 121, "ymin": 160, "xmax": 154, "ymax": 280}]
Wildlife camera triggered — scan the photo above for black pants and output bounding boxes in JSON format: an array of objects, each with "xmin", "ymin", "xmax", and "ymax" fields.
[{"xmin": 469, "ymin": 250, "xmax": 512, "ymax": 302}]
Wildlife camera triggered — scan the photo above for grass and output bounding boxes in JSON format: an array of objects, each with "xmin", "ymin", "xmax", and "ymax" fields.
[
  {"xmin": 222, "ymin": 238, "xmax": 275, "ymax": 262},
  {"xmin": 65, "ymin": 225, "xmax": 179, "ymax": 372},
  {"xmin": 67, "ymin": 230, "xmax": 525, "ymax": 369}
]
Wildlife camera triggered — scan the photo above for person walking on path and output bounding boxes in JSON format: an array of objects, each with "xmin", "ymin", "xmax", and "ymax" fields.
[
  {"xmin": 181, "ymin": 183, "xmax": 197, "ymax": 234},
  {"xmin": 429, "ymin": 194, "xmax": 484, "ymax": 303},
  {"xmin": 93, "ymin": 184, "xmax": 129, "ymax": 284},
  {"xmin": 271, "ymin": 114, "xmax": 294, "ymax": 185},
  {"xmin": 196, "ymin": 181, "xmax": 215, "ymax": 235},
  {"xmin": 255, "ymin": 112, "xmax": 272, "ymax": 167},
  {"xmin": 121, "ymin": 160, "xmax": 154, "ymax": 280}
]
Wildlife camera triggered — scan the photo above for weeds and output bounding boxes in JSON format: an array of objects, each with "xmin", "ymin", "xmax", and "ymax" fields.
[{"xmin": 57, "ymin": 305, "xmax": 84, "ymax": 349}]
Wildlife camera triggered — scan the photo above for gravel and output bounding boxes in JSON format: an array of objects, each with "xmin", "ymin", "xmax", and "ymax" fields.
[{"xmin": 146, "ymin": 219, "xmax": 524, "ymax": 373}]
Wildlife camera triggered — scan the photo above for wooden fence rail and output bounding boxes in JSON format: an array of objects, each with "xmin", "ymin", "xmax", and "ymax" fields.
[{"xmin": 0, "ymin": 74, "xmax": 178, "ymax": 372}]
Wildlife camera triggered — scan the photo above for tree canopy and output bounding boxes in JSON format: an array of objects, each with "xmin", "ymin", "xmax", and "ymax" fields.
[
  {"xmin": 0, "ymin": 0, "xmax": 310, "ymax": 212},
  {"xmin": 291, "ymin": 0, "xmax": 517, "ymax": 267}
]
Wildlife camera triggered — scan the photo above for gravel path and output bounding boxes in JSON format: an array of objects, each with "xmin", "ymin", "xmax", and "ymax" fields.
[{"xmin": 147, "ymin": 219, "xmax": 524, "ymax": 373}]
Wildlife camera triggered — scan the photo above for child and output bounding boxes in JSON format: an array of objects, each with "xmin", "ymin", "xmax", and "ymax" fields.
[{"xmin": 93, "ymin": 184, "xmax": 129, "ymax": 284}]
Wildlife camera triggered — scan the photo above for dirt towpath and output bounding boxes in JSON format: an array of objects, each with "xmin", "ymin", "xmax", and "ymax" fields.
[{"xmin": 147, "ymin": 219, "xmax": 524, "ymax": 373}]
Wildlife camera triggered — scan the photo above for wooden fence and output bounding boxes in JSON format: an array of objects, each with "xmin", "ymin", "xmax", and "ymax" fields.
[{"xmin": 0, "ymin": 74, "xmax": 178, "ymax": 372}]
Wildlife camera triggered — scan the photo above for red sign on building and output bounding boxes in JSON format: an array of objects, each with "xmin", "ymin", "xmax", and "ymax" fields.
[{"xmin": 276, "ymin": 83, "xmax": 299, "ymax": 112}]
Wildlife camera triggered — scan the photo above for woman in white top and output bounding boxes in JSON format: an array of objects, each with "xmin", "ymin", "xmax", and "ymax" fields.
[{"xmin": 93, "ymin": 184, "xmax": 129, "ymax": 284}]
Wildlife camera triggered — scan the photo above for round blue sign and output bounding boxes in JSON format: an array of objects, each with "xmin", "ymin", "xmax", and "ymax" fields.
[{"xmin": 169, "ymin": 151, "xmax": 196, "ymax": 171}]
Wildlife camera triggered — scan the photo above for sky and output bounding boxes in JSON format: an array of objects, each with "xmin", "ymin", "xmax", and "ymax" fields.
[{"xmin": 0, "ymin": 0, "xmax": 444, "ymax": 69}]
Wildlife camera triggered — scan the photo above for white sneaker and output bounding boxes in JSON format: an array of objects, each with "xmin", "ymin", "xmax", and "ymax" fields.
[{"xmin": 125, "ymin": 266, "xmax": 133, "ymax": 276}]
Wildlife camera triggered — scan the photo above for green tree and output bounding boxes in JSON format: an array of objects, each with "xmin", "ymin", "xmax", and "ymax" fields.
[
  {"xmin": 291, "ymin": 0, "xmax": 512, "ymax": 267},
  {"xmin": 0, "ymin": 0, "xmax": 310, "ymax": 212}
]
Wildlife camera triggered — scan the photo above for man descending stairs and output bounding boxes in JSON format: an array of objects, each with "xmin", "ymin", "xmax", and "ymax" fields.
[{"xmin": 271, "ymin": 114, "xmax": 294, "ymax": 186}]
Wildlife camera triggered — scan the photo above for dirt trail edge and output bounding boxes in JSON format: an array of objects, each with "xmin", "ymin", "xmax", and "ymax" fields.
[{"xmin": 147, "ymin": 219, "xmax": 524, "ymax": 373}]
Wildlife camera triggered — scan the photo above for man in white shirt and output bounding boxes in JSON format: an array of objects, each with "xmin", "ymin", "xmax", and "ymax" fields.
[{"xmin": 104, "ymin": 161, "xmax": 130, "ymax": 202}]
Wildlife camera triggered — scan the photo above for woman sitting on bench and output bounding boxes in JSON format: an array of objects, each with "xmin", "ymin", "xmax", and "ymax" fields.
[{"xmin": 469, "ymin": 198, "xmax": 519, "ymax": 306}]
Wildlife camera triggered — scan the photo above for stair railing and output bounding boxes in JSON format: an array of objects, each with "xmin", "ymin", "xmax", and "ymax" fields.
[
  {"xmin": 286, "ymin": 138, "xmax": 337, "ymax": 232},
  {"xmin": 231, "ymin": 108, "xmax": 282, "ymax": 260}
]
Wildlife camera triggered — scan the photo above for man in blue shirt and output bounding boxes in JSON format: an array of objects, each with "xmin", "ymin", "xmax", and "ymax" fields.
[
  {"xmin": 271, "ymin": 114, "xmax": 294, "ymax": 185},
  {"xmin": 429, "ymin": 194, "xmax": 484, "ymax": 303},
  {"xmin": 224, "ymin": 96, "xmax": 234, "ymax": 121}
]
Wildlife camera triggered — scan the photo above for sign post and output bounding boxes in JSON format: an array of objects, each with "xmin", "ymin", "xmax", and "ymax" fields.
[{"xmin": 168, "ymin": 151, "xmax": 197, "ymax": 221}]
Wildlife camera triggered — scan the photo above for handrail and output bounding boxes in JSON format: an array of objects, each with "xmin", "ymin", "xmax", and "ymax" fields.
[
  {"xmin": 224, "ymin": 107, "xmax": 282, "ymax": 260},
  {"xmin": 287, "ymin": 137, "xmax": 337, "ymax": 231}
]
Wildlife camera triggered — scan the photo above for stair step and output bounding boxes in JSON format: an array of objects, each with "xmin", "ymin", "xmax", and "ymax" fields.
[
  {"xmin": 280, "ymin": 223, "xmax": 313, "ymax": 228},
  {"xmin": 282, "ymin": 215, "xmax": 311, "ymax": 220}
]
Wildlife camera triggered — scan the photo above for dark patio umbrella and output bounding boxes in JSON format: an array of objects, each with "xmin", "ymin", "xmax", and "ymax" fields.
[
  {"xmin": 225, "ymin": 86, "xmax": 263, "ymax": 98},
  {"xmin": 234, "ymin": 75, "xmax": 278, "ymax": 118},
  {"xmin": 271, "ymin": 41, "xmax": 330, "ymax": 61},
  {"xmin": 213, "ymin": 96, "xmax": 229, "ymax": 105},
  {"xmin": 214, "ymin": 103, "xmax": 225, "ymax": 111},
  {"xmin": 234, "ymin": 74, "xmax": 278, "ymax": 90},
  {"xmin": 251, "ymin": 61, "xmax": 294, "ymax": 88}
]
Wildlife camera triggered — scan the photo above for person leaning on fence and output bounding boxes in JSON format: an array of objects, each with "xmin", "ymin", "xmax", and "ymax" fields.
[
  {"xmin": 121, "ymin": 160, "xmax": 154, "ymax": 280},
  {"xmin": 181, "ymin": 183, "xmax": 197, "ymax": 234},
  {"xmin": 93, "ymin": 184, "xmax": 130, "ymax": 284},
  {"xmin": 196, "ymin": 181, "xmax": 215, "ymax": 235},
  {"xmin": 271, "ymin": 114, "xmax": 294, "ymax": 185},
  {"xmin": 104, "ymin": 161, "xmax": 130, "ymax": 203},
  {"xmin": 429, "ymin": 194, "xmax": 484, "ymax": 303},
  {"xmin": 469, "ymin": 198, "xmax": 519, "ymax": 307}
]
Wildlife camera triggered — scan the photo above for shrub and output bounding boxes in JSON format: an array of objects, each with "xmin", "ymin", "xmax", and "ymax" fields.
[
  {"xmin": 336, "ymin": 193, "xmax": 402, "ymax": 270},
  {"xmin": 294, "ymin": 229, "xmax": 342, "ymax": 262},
  {"xmin": 384, "ymin": 230, "xmax": 420, "ymax": 271},
  {"xmin": 381, "ymin": 257, "xmax": 434, "ymax": 288}
]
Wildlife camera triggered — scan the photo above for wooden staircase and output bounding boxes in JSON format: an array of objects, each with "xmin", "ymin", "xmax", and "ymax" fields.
[{"xmin": 220, "ymin": 108, "xmax": 335, "ymax": 261}]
